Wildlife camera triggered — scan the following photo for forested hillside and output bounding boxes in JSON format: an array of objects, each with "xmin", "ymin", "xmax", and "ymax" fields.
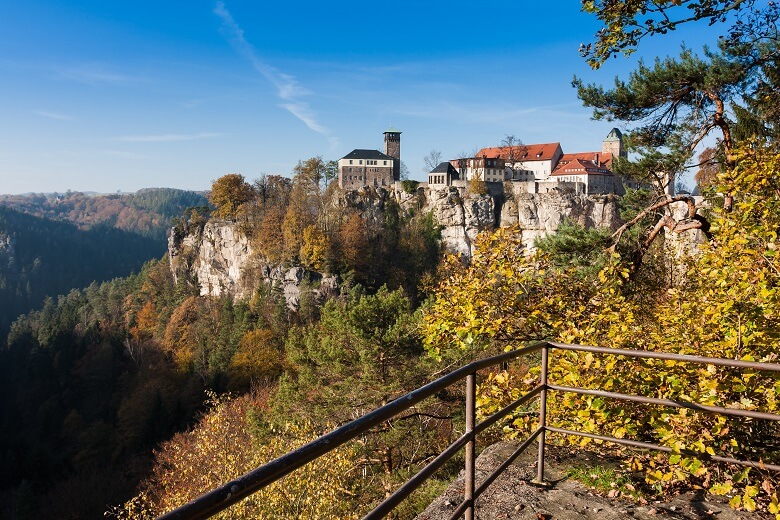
[
  {"xmin": 0, "ymin": 188, "xmax": 209, "ymax": 343},
  {"xmin": 0, "ymin": 163, "xmax": 448, "ymax": 519},
  {"xmin": 0, "ymin": 207, "xmax": 162, "ymax": 342},
  {"xmin": 0, "ymin": 188, "xmax": 209, "ymax": 240}
]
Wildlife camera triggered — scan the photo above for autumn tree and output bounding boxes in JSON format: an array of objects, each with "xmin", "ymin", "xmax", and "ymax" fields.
[
  {"xmin": 209, "ymin": 174, "xmax": 255, "ymax": 221},
  {"xmin": 299, "ymin": 224, "xmax": 333, "ymax": 272},
  {"xmin": 335, "ymin": 211, "xmax": 373, "ymax": 283},
  {"xmin": 423, "ymin": 145, "xmax": 780, "ymax": 516},
  {"xmin": 281, "ymin": 157, "xmax": 335, "ymax": 261},
  {"xmin": 110, "ymin": 393, "xmax": 365, "ymax": 519},
  {"xmin": 227, "ymin": 328, "xmax": 284, "ymax": 390},
  {"xmin": 694, "ymin": 147, "xmax": 721, "ymax": 191},
  {"xmin": 469, "ymin": 175, "xmax": 488, "ymax": 195}
]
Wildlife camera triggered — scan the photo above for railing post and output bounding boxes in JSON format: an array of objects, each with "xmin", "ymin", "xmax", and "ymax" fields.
[
  {"xmin": 535, "ymin": 343, "xmax": 549, "ymax": 485},
  {"xmin": 465, "ymin": 372, "xmax": 476, "ymax": 520}
]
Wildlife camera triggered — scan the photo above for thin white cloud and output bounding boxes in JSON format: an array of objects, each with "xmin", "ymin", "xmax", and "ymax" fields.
[
  {"xmin": 100, "ymin": 150, "xmax": 145, "ymax": 159},
  {"xmin": 214, "ymin": 1, "xmax": 336, "ymax": 146},
  {"xmin": 35, "ymin": 110, "xmax": 74, "ymax": 120},
  {"xmin": 116, "ymin": 132, "xmax": 223, "ymax": 143},
  {"xmin": 56, "ymin": 64, "xmax": 146, "ymax": 86},
  {"xmin": 394, "ymin": 101, "xmax": 586, "ymax": 125}
]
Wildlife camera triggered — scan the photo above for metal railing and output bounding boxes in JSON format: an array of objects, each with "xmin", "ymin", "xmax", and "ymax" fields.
[{"xmin": 157, "ymin": 341, "xmax": 780, "ymax": 520}]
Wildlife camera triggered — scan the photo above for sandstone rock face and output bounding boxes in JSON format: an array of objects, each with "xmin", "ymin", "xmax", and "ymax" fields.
[
  {"xmin": 169, "ymin": 185, "xmax": 626, "ymax": 299},
  {"xmin": 168, "ymin": 221, "xmax": 336, "ymax": 309},
  {"xmin": 501, "ymin": 186, "xmax": 622, "ymax": 251},
  {"xmin": 192, "ymin": 222, "xmax": 251, "ymax": 299},
  {"xmin": 663, "ymin": 195, "xmax": 710, "ymax": 285},
  {"xmin": 417, "ymin": 187, "xmax": 494, "ymax": 257}
]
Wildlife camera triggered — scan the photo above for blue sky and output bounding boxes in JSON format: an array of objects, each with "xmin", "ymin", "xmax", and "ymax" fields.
[{"xmin": 1, "ymin": 1, "xmax": 721, "ymax": 194}]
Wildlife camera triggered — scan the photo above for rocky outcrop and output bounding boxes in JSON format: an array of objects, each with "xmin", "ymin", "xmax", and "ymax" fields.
[
  {"xmin": 168, "ymin": 221, "xmax": 338, "ymax": 308},
  {"xmin": 417, "ymin": 441, "xmax": 756, "ymax": 520},
  {"xmin": 406, "ymin": 184, "xmax": 621, "ymax": 256},
  {"xmin": 169, "ymin": 185, "xmax": 626, "ymax": 299},
  {"xmin": 415, "ymin": 187, "xmax": 494, "ymax": 257},
  {"xmin": 501, "ymin": 185, "xmax": 622, "ymax": 251}
]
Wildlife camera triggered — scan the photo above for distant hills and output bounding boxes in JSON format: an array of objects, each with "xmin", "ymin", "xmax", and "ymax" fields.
[
  {"xmin": 0, "ymin": 188, "xmax": 210, "ymax": 341},
  {"xmin": 0, "ymin": 188, "xmax": 209, "ymax": 240}
]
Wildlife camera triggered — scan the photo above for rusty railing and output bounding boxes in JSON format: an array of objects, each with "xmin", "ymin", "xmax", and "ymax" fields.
[{"xmin": 158, "ymin": 341, "xmax": 780, "ymax": 520}]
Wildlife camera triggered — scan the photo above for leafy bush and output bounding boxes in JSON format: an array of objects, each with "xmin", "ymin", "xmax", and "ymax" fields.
[{"xmin": 401, "ymin": 179, "xmax": 420, "ymax": 193}]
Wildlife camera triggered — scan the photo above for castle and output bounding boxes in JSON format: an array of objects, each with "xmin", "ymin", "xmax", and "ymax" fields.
[
  {"xmin": 338, "ymin": 127, "xmax": 632, "ymax": 195},
  {"xmin": 431, "ymin": 128, "xmax": 630, "ymax": 195},
  {"xmin": 337, "ymin": 127, "xmax": 401, "ymax": 189}
]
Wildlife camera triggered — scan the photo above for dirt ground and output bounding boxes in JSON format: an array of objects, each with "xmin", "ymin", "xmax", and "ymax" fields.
[{"xmin": 416, "ymin": 441, "xmax": 770, "ymax": 520}]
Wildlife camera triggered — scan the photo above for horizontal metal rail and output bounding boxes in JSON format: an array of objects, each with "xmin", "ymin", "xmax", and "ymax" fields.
[
  {"xmin": 546, "ymin": 426, "xmax": 780, "ymax": 472},
  {"xmin": 547, "ymin": 384, "xmax": 780, "ymax": 422},
  {"xmin": 547, "ymin": 341, "xmax": 780, "ymax": 372},
  {"xmin": 157, "ymin": 340, "xmax": 780, "ymax": 520}
]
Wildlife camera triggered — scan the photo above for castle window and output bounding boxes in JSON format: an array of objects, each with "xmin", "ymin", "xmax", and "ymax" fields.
[
  {"xmin": 359, "ymin": 160, "xmax": 363, "ymax": 165},
  {"xmin": 349, "ymin": 160, "xmax": 353, "ymax": 165}
]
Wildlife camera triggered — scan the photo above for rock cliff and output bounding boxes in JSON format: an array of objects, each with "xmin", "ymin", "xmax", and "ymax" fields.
[
  {"xmin": 500, "ymin": 185, "xmax": 622, "ymax": 251},
  {"xmin": 168, "ymin": 185, "xmax": 624, "ymax": 300},
  {"xmin": 168, "ymin": 221, "xmax": 337, "ymax": 308}
]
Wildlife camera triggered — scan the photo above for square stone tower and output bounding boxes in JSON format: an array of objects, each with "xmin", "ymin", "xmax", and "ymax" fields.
[
  {"xmin": 602, "ymin": 127, "xmax": 627, "ymax": 159},
  {"xmin": 384, "ymin": 127, "xmax": 402, "ymax": 181}
]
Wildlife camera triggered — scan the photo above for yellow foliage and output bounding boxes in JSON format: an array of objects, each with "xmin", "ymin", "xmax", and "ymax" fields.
[
  {"xmin": 229, "ymin": 329, "xmax": 284, "ymax": 385},
  {"xmin": 109, "ymin": 393, "xmax": 365, "ymax": 519},
  {"xmin": 299, "ymin": 224, "xmax": 332, "ymax": 272},
  {"xmin": 210, "ymin": 174, "xmax": 255, "ymax": 221},
  {"xmin": 423, "ymin": 147, "xmax": 780, "ymax": 515}
]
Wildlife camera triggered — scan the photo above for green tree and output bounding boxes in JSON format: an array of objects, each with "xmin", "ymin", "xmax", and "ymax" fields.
[
  {"xmin": 574, "ymin": 45, "xmax": 747, "ymax": 176},
  {"xmin": 275, "ymin": 286, "xmax": 451, "ymax": 502},
  {"xmin": 209, "ymin": 174, "xmax": 255, "ymax": 221},
  {"xmin": 580, "ymin": 0, "xmax": 773, "ymax": 68}
]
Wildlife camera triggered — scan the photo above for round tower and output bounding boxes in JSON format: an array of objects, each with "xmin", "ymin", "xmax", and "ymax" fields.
[{"xmin": 384, "ymin": 127, "xmax": 402, "ymax": 181}]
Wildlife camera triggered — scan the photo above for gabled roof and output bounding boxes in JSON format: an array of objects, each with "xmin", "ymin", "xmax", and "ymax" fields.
[
  {"xmin": 551, "ymin": 157, "xmax": 613, "ymax": 176},
  {"xmin": 604, "ymin": 127, "xmax": 623, "ymax": 142},
  {"xmin": 340, "ymin": 149, "xmax": 396, "ymax": 161},
  {"xmin": 559, "ymin": 151, "xmax": 613, "ymax": 169},
  {"xmin": 430, "ymin": 162, "xmax": 459, "ymax": 176},
  {"xmin": 476, "ymin": 143, "xmax": 561, "ymax": 162}
]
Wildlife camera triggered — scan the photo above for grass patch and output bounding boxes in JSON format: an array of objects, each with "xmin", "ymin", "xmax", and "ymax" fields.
[{"xmin": 567, "ymin": 464, "xmax": 641, "ymax": 499}]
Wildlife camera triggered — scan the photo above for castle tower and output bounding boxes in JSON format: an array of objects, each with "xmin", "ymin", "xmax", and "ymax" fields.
[
  {"xmin": 602, "ymin": 127, "xmax": 627, "ymax": 159},
  {"xmin": 384, "ymin": 127, "xmax": 402, "ymax": 181}
]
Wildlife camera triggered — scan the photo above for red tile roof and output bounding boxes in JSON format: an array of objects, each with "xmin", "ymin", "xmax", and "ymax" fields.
[
  {"xmin": 476, "ymin": 143, "xmax": 561, "ymax": 161},
  {"xmin": 559, "ymin": 151, "xmax": 613, "ymax": 169},
  {"xmin": 551, "ymin": 156, "xmax": 613, "ymax": 176}
]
